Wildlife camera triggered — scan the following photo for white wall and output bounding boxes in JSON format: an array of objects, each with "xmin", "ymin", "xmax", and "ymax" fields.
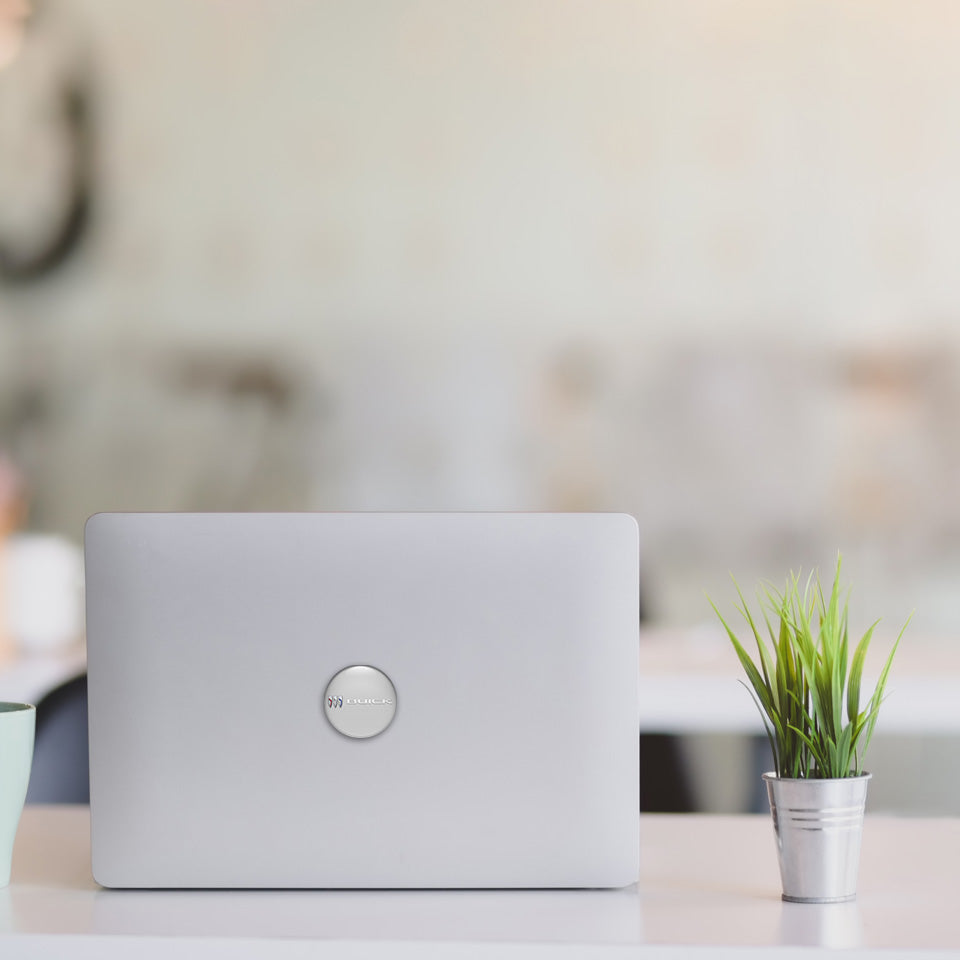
[{"xmin": 2, "ymin": 0, "xmax": 960, "ymax": 632}]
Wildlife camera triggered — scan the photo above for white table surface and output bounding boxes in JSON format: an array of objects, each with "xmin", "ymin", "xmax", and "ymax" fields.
[
  {"xmin": 2, "ymin": 807, "xmax": 958, "ymax": 958},
  {"xmin": 637, "ymin": 628, "xmax": 960, "ymax": 735}
]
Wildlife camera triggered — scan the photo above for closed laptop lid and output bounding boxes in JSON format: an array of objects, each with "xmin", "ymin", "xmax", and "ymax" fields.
[{"xmin": 85, "ymin": 512, "xmax": 639, "ymax": 888}]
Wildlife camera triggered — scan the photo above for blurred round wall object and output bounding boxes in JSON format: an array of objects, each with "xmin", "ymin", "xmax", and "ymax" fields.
[
  {"xmin": 0, "ymin": 0, "xmax": 95, "ymax": 284},
  {"xmin": 4, "ymin": 533, "xmax": 83, "ymax": 653}
]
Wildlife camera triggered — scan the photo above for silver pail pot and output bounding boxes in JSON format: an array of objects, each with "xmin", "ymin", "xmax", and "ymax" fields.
[{"xmin": 763, "ymin": 772, "xmax": 871, "ymax": 904}]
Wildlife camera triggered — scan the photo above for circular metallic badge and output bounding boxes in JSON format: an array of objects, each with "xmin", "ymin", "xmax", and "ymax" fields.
[{"xmin": 323, "ymin": 665, "xmax": 397, "ymax": 739}]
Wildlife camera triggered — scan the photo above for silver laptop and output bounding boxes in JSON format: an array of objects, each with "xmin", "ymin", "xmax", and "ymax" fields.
[{"xmin": 84, "ymin": 513, "xmax": 639, "ymax": 888}]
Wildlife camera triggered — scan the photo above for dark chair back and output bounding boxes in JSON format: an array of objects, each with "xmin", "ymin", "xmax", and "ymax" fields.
[{"xmin": 26, "ymin": 672, "xmax": 89, "ymax": 804}]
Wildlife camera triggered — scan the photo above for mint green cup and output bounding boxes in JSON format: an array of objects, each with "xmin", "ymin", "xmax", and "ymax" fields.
[{"xmin": 0, "ymin": 703, "xmax": 35, "ymax": 887}]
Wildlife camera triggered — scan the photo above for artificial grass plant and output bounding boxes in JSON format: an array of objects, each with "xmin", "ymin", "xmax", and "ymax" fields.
[{"xmin": 709, "ymin": 555, "xmax": 910, "ymax": 779}]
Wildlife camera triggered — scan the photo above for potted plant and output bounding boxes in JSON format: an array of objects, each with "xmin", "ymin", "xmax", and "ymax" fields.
[{"xmin": 709, "ymin": 555, "xmax": 910, "ymax": 903}]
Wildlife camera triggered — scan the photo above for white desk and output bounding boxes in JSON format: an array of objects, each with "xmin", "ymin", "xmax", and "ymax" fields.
[{"xmin": 1, "ymin": 807, "xmax": 958, "ymax": 957}]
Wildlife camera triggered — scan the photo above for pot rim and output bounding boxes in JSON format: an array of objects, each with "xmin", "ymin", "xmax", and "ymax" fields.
[{"xmin": 762, "ymin": 771, "xmax": 872, "ymax": 783}]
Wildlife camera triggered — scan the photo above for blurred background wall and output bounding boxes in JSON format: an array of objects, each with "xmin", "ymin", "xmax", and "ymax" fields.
[{"xmin": 2, "ymin": 0, "xmax": 959, "ymax": 807}]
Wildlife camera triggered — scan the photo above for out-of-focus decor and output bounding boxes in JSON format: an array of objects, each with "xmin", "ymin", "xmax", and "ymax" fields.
[
  {"xmin": 711, "ymin": 556, "xmax": 910, "ymax": 902},
  {"xmin": 4, "ymin": 533, "xmax": 83, "ymax": 654},
  {"xmin": 0, "ymin": 454, "xmax": 26, "ymax": 536},
  {"xmin": 0, "ymin": 453, "xmax": 27, "ymax": 663},
  {"xmin": 0, "ymin": 0, "xmax": 94, "ymax": 283},
  {"xmin": 0, "ymin": 342, "xmax": 320, "ymax": 536}
]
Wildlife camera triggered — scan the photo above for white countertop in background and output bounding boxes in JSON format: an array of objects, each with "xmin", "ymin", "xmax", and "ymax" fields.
[
  {"xmin": 637, "ymin": 628, "xmax": 960, "ymax": 734},
  {"xmin": 2, "ymin": 627, "xmax": 958, "ymax": 737}
]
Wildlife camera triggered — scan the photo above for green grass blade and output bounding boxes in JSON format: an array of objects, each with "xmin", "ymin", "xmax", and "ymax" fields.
[
  {"xmin": 733, "ymin": 579, "xmax": 778, "ymax": 706},
  {"xmin": 788, "ymin": 722, "xmax": 828, "ymax": 776},
  {"xmin": 707, "ymin": 597, "xmax": 777, "ymax": 721},
  {"xmin": 847, "ymin": 620, "xmax": 880, "ymax": 724},
  {"xmin": 861, "ymin": 612, "xmax": 912, "ymax": 757},
  {"xmin": 710, "ymin": 562, "xmax": 907, "ymax": 782},
  {"xmin": 739, "ymin": 680, "xmax": 781, "ymax": 776}
]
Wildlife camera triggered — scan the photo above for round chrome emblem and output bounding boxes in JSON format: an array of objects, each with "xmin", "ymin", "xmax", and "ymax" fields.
[{"xmin": 323, "ymin": 665, "xmax": 397, "ymax": 739}]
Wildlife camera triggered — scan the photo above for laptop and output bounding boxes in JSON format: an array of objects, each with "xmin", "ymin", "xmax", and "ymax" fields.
[{"xmin": 84, "ymin": 513, "xmax": 640, "ymax": 888}]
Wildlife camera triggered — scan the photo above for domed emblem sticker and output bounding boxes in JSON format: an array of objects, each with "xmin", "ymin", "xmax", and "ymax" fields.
[{"xmin": 323, "ymin": 665, "xmax": 397, "ymax": 739}]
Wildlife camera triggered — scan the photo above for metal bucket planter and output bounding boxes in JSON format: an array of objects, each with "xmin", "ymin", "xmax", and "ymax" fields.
[{"xmin": 763, "ymin": 772, "xmax": 871, "ymax": 903}]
